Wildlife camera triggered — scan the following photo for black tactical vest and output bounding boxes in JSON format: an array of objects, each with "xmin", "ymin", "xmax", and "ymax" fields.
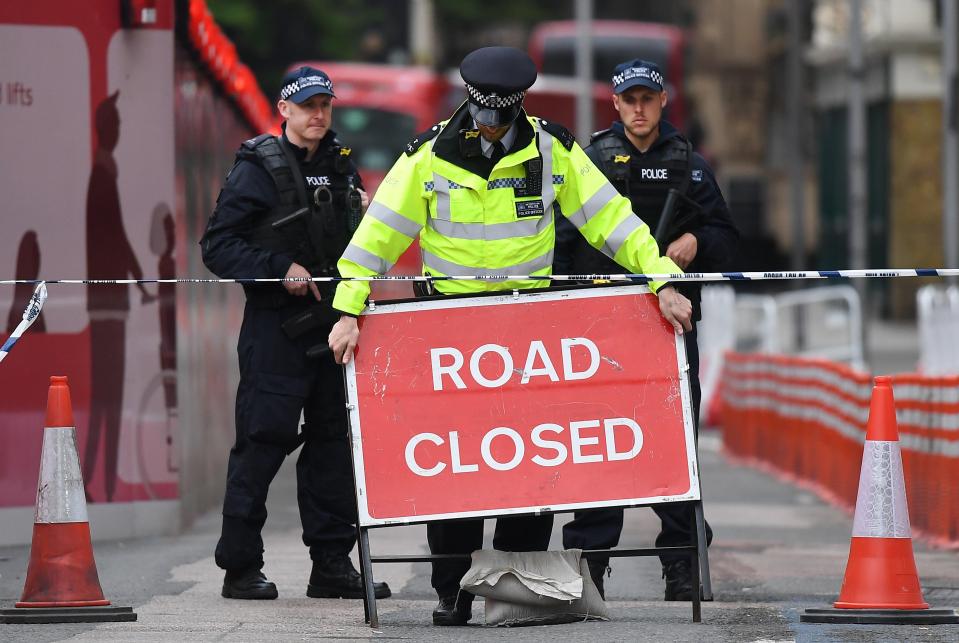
[
  {"xmin": 571, "ymin": 131, "xmax": 692, "ymax": 276},
  {"xmin": 591, "ymin": 130, "xmax": 692, "ymax": 238},
  {"xmin": 241, "ymin": 134, "xmax": 361, "ymax": 287}
]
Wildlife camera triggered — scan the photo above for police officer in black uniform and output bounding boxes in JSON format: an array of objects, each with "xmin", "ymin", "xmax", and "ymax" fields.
[
  {"xmin": 201, "ymin": 66, "xmax": 390, "ymax": 601},
  {"xmin": 555, "ymin": 59, "xmax": 738, "ymax": 601}
]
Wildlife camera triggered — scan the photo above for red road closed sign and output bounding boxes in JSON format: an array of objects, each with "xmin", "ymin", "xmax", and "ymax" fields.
[{"xmin": 345, "ymin": 285, "xmax": 700, "ymax": 526}]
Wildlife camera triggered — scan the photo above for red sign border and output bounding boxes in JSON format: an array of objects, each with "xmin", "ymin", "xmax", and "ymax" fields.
[{"xmin": 345, "ymin": 286, "xmax": 702, "ymax": 527}]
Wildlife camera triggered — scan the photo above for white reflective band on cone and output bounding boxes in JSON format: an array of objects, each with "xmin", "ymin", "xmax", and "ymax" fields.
[
  {"xmin": 35, "ymin": 427, "xmax": 88, "ymax": 523},
  {"xmin": 851, "ymin": 441, "xmax": 911, "ymax": 538}
]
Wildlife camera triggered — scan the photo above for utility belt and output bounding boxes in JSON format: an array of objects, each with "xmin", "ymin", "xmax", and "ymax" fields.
[{"xmin": 279, "ymin": 298, "xmax": 340, "ymax": 361}]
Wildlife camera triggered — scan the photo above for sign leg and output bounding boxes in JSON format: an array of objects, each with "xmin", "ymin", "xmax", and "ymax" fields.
[
  {"xmin": 694, "ymin": 500, "xmax": 713, "ymax": 600},
  {"xmin": 358, "ymin": 527, "xmax": 379, "ymax": 628},
  {"xmin": 690, "ymin": 504, "xmax": 701, "ymax": 623}
]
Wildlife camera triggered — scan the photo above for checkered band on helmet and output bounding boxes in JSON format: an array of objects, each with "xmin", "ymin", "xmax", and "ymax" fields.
[
  {"xmin": 280, "ymin": 75, "xmax": 334, "ymax": 100},
  {"xmin": 611, "ymin": 67, "xmax": 664, "ymax": 88},
  {"xmin": 465, "ymin": 83, "xmax": 526, "ymax": 108}
]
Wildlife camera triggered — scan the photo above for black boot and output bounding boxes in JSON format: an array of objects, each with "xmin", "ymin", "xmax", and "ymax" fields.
[
  {"xmin": 221, "ymin": 567, "xmax": 278, "ymax": 600},
  {"xmin": 586, "ymin": 558, "xmax": 609, "ymax": 600},
  {"xmin": 432, "ymin": 591, "xmax": 473, "ymax": 626},
  {"xmin": 306, "ymin": 553, "xmax": 391, "ymax": 599},
  {"xmin": 662, "ymin": 559, "xmax": 694, "ymax": 601}
]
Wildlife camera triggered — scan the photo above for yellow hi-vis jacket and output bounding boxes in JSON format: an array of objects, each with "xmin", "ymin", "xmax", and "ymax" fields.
[{"xmin": 332, "ymin": 113, "xmax": 682, "ymax": 316}]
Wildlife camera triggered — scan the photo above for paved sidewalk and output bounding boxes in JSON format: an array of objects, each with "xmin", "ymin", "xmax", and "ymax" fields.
[{"xmin": 3, "ymin": 432, "xmax": 959, "ymax": 642}]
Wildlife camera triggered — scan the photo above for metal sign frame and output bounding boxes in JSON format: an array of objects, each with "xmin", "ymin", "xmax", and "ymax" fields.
[{"xmin": 343, "ymin": 285, "xmax": 711, "ymax": 627}]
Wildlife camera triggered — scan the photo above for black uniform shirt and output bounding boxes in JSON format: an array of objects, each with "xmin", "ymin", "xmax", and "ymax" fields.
[
  {"xmin": 200, "ymin": 128, "xmax": 364, "ymax": 281},
  {"xmin": 554, "ymin": 120, "xmax": 738, "ymax": 318}
]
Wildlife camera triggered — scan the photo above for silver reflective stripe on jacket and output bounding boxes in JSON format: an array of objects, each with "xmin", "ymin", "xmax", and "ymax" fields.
[
  {"xmin": 342, "ymin": 243, "xmax": 394, "ymax": 274},
  {"xmin": 537, "ymin": 126, "xmax": 557, "ymax": 219},
  {"xmin": 365, "ymin": 201, "xmax": 423, "ymax": 239},
  {"xmin": 432, "ymin": 173, "xmax": 453, "ymax": 221},
  {"xmin": 422, "ymin": 248, "xmax": 554, "ymax": 279},
  {"xmin": 428, "ymin": 212, "xmax": 554, "ymax": 241},
  {"xmin": 564, "ymin": 181, "xmax": 619, "ymax": 231},
  {"xmin": 600, "ymin": 212, "xmax": 644, "ymax": 259}
]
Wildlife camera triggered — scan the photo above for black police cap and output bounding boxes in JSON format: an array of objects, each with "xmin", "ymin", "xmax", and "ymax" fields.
[
  {"xmin": 611, "ymin": 59, "xmax": 664, "ymax": 94},
  {"xmin": 279, "ymin": 66, "xmax": 336, "ymax": 103},
  {"xmin": 459, "ymin": 47, "xmax": 537, "ymax": 127}
]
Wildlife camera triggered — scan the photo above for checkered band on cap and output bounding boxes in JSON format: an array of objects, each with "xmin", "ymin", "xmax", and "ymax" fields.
[
  {"xmin": 465, "ymin": 83, "xmax": 525, "ymax": 109},
  {"xmin": 280, "ymin": 75, "xmax": 334, "ymax": 100},
  {"xmin": 612, "ymin": 66, "xmax": 664, "ymax": 88}
]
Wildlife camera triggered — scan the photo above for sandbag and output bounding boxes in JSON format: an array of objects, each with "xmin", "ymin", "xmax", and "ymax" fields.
[{"xmin": 459, "ymin": 549, "xmax": 610, "ymax": 626}]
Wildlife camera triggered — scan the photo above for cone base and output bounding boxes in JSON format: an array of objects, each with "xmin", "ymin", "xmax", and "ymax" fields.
[
  {"xmin": 15, "ymin": 598, "xmax": 111, "ymax": 609},
  {"xmin": 18, "ymin": 522, "xmax": 109, "ymax": 607},
  {"xmin": 833, "ymin": 600, "xmax": 928, "ymax": 610},
  {"xmin": 802, "ymin": 608, "xmax": 959, "ymax": 625},
  {"xmin": 835, "ymin": 537, "xmax": 927, "ymax": 609},
  {"xmin": 0, "ymin": 605, "xmax": 135, "ymax": 624}
]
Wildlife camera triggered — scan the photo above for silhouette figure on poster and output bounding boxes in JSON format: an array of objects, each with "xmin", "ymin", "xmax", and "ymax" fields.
[
  {"xmin": 84, "ymin": 91, "xmax": 155, "ymax": 502},
  {"xmin": 150, "ymin": 203, "xmax": 177, "ymax": 413},
  {"xmin": 7, "ymin": 231, "xmax": 46, "ymax": 334}
]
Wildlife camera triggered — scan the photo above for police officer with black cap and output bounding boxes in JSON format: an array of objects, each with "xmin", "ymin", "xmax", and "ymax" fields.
[
  {"xmin": 201, "ymin": 66, "xmax": 391, "ymax": 601},
  {"xmin": 327, "ymin": 47, "xmax": 695, "ymax": 625},
  {"xmin": 555, "ymin": 59, "xmax": 738, "ymax": 601},
  {"xmin": 425, "ymin": 48, "xmax": 556, "ymax": 625}
]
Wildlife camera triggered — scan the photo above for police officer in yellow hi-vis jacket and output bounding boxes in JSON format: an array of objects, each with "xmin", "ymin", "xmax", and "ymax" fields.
[{"xmin": 328, "ymin": 46, "xmax": 692, "ymax": 626}]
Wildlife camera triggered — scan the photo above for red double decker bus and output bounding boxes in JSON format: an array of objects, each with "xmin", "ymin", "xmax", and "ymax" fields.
[{"xmin": 526, "ymin": 20, "xmax": 689, "ymax": 133}]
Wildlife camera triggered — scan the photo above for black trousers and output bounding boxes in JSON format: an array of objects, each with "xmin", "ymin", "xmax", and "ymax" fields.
[
  {"xmin": 562, "ymin": 326, "xmax": 713, "ymax": 565},
  {"xmin": 428, "ymin": 515, "xmax": 555, "ymax": 598},
  {"xmin": 215, "ymin": 302, "xmax": 357, "ymax": 572}
]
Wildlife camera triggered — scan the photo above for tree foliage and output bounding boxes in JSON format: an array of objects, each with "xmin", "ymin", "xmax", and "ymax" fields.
[
  {"xmin": 207, "ymin": 0, "xmax": 390, "ymax": 93},
  {"xmin": 206, "ymin": 0, "xmax": 691, "ymax": 91}
]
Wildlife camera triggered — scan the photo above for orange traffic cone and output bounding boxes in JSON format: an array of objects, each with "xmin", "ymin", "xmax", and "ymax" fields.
[
  {"xmin": 802, "ymin": 376, "xmax": 958, "ymax": 625},
  {"xmin": 0, "ymin": 376, "xmax": 135, "ymax": 624}
]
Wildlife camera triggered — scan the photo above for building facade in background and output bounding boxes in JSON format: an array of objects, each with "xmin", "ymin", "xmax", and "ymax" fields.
[{"xmin": 807, "ymin": 0, "xmax": 947, "ymax": 317}]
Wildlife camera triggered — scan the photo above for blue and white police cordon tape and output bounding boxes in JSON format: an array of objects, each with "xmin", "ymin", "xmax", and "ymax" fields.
[
  {"xmin": 0, "ymin": 268, "xmax": 958, "ymax": 286},
  {"xmin": 0, "ymin": 282, "xmax": 47, "ymax": 364}
]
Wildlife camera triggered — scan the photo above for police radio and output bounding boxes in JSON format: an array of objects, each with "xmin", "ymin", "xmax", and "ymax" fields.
[{"xmin": 346, "ymin": 176, "xmax": 363, "ymax": 233}]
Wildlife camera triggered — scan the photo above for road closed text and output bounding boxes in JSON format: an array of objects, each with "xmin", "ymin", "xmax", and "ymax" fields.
[
  {"xmin": 404, "ymin": 418, "xmax": 644, "ymax": 477},
  {"xmin": 403, "ymin": 336, "xmax": 645, "ymax": 477}
]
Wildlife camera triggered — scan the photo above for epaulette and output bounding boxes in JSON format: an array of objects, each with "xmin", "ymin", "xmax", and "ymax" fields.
[
  {"xmin": 240, "ymin": 133, "xmax": 274, "ymax": 151},
  {"xmin": 406, "ymin": 123, "xmax": 442, "ymax": 156},
  {"xmin": 538, "ymin": 118, "xmax": 575, "ymax": 150},
  {"xmin": 237, "ymin": 133, "xmax": 275, "ymax": 161},
  {"xmin": 589, "ymin": 127, "xmax": 613, "ymax": 144}
]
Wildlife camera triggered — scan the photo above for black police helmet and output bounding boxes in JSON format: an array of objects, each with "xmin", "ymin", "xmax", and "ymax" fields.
[{"xmin": 459, "ymin": 47, "xmax": 537, "ymax": 127}]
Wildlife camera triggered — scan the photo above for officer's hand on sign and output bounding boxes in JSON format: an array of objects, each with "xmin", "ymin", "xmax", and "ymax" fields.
[
  {"xmin": 284, "ymin": 262, "xmax": 322, "ymax": 301},
  {"xmin": 665, "ymin": 232, "xmax": 698, "ymax": 270},
  {"xmin": 328, "ymin": 315, "xmax": 359, "ymax": 364},
  {"xmin": 657, "ymin": 286, "xmax": 693, "ymax": 335}
]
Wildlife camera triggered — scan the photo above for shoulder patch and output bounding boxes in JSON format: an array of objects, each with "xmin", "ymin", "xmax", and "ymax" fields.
[
  {"xmin": 406, "ymin": 123, "xmax": 442, "ymax": 156},
  {"xmin": 588, "ymin": 127, "xmax": 613, "ymax": 144},
  {"xmin": 539, "ymin": 119, "xmax": 575, "ymax": 151}
]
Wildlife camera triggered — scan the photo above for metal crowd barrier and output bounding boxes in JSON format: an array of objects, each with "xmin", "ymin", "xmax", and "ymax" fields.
[
  {"xmin": 918, "ymin": 285, "xmax": 959, "ymax": 375},
  {"xmin": 698, "ymin": 285, "xmax": 865, "ymax": 425},
  {"xmin": 720, "ymin": 352, "xmax": 959, "ymax": 547}
]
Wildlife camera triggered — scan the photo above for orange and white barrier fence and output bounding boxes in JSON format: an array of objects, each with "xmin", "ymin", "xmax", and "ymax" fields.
[{"xmin": 719, "ymin": 353, "xmax": 959, "ymax": 548}]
